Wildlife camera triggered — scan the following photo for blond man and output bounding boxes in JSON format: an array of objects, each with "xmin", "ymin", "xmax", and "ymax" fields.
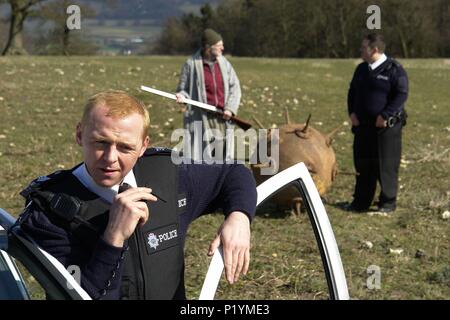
[{"xmin": 19, "ymin": 90, "xmax": 256, "ymax": 299}]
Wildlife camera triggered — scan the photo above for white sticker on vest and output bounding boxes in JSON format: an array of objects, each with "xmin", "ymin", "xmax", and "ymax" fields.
[
  {"xmin": 178, "ymin": 198, "xmax": 187, "ymax": 208},
  {"xmin": 144, "ymin": 224, "xmax": 179, "ymax": 254},
  {"xmin": 376, "ymin": 74, "xmax": 389, "ymax": 81}
]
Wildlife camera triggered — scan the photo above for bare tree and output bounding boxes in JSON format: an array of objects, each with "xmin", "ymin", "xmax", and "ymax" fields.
[
  {"xmin": 2, "ymin": 0, "xmax": 47, "ymax": 55},
  {"xmin": 37, "ymin": 0, "xmax": 95, "ymax": 55}
]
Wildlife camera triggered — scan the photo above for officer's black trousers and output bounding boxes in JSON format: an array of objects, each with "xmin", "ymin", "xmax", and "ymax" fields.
[{"xmin": 352, "ymin": 123, "xmax": 402, "ymax": 209}]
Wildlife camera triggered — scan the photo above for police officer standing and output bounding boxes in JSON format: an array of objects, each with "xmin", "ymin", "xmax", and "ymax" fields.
[
  {"xmin": 346, "ymin": 33, "xmax": 408, "ymax": 213},
  {"xmin": 18, "ymin": 90, "xmax": 256, "ymax": 299}
]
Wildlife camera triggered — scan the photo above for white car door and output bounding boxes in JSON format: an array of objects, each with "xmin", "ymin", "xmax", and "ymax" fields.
[
  {"xmin": 0, "ymin": 225, "xmax": 29, "ymax": 300},
  {"xmin": 0, "ymin": 208, "xmax": 90, "ymax": 300},
  {"xmin": 200, "ymin": 162, "xmax": 349, "ymax": 300}
]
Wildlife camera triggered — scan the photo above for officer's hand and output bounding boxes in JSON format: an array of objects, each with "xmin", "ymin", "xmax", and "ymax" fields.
[
  {"xmin": 103, "ymin": 187, "xmax": 157, "ymax": 247},
  {"xmin": 350, "ymin": 113, "xmax": 360, "ymax": 127},
  {"xmin": 222, "ymin": 110, "xmax": 233, "ymax": 120},
  {"xmin": 376, "ymin": 115, "xmax": 387, "ymax": 128},
  {"xmin": 208, "ymin": 211, "xmax": 251, "ymax": 284},
  {"xmin": 175, "ymin": 93, "xmax": 186, "ymax": 104}
]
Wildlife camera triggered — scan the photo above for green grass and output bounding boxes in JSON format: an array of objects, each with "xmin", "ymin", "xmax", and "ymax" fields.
[{"xmin": 0, "ymin": 56, "xmax": 449, "ymax": 300}]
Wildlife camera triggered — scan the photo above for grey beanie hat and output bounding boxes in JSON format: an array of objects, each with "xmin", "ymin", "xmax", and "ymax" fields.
[{"xmin": 201, "ymin": 28, "xmax": 223, "ymax": 47}]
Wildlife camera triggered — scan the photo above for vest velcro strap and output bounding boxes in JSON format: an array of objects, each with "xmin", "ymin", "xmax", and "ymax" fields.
[{"xmin": 33, "ymin": 190, "xmax": 100, "ymax": 235}]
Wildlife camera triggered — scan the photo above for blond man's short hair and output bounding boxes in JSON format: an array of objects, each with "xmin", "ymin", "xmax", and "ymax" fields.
[{"xmin": 81, "ymin": 90, "xmax": 150, "ymax": 140}]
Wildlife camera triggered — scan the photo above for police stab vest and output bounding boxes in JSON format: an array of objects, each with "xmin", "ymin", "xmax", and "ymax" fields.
[{"xmin": 21, "ymin": 148, "xmax": 184, "ymax": 300}]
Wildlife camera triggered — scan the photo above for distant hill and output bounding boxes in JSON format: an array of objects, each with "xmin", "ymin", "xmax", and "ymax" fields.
[
  {"xmin": 81, "ymin": 0, "xmax": 219, "ymax": 24},
  {"xmin": 0, "ymin": 0, "xmax": 219, "ymax": 55},
  {"xmin": 80, "ymin": 0, "xmax": 219, "ymax": 54},
  {"xmin": 0, "ymin": 0, "xmax": 218, "ymax": 21}
]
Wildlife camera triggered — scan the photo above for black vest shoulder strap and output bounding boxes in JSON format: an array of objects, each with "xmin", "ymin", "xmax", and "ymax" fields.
[
  {"xmin": 382, "ymin": 57, "xmax": 400, "ymax": 74},
  {"xmin": 21, "ymin": 165, "xmax": 112, "ymax": 247}
]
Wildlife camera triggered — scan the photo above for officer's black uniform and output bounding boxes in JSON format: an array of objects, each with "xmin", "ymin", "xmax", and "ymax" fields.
[
  {"xmin": 347, "ymin": 57, "xmax": 408, "ymax": 211},
  {"xmin": 18, "ymin": 148, "xmax": 257, "ymax": 299}
]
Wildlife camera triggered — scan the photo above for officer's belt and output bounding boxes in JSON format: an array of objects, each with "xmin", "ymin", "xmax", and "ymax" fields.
[
  {"xmin": 386, "ymin": 112, "xmax": 405, "ymax": 128},
  {"xmin": 358, "ymin": 111, "xmax": 405, "ymax": 127}
]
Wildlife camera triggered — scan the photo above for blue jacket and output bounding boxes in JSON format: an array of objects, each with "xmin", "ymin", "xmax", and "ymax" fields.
[{"xmin": 348, "ymin": 57, "xmax": 408, "ymax": 123}]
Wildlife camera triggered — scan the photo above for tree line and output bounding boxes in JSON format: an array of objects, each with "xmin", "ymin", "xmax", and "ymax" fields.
[
  {"xmin": 154, "ymin": 0, "xmax": 450, "ymax": 58},
  {"xmin": 1, "ymin": 0, "xmax": 449, "ymax": 57}
]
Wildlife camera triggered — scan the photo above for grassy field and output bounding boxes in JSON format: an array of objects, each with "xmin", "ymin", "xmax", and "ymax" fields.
[{"xmin": 0, "ymin": 56, "xmax": 449, "ymax": 300}]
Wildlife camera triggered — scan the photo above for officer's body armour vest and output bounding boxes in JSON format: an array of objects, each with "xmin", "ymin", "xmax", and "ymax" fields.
[{"xmin": 22, "ymin": 148, "xmax": 184, "ymax": 299}]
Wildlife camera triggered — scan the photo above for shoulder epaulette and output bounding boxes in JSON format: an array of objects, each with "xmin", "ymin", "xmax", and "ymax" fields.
[
  {"xmin": 386, "ymin": 58, "xmax": 402, "ymax": 70},
  {"xmin": 20, "ymin": 169, "xmax": 71, "ymax": 199},
  {"xmin": 390, "ymin": 58, "xmax": 401, "ymax": 67},
  {"xmin": 143, "ymin": 147, "xmax": 173, "ymax": 157}
]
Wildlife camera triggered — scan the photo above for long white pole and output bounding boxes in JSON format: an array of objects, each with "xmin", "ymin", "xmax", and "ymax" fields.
[{"xmin": 140, "ymin": 85, "xmax": 222, "ymax": 114}]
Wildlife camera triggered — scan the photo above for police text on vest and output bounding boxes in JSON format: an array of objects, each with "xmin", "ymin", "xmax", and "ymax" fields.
[{"xmin": 159, "ymin": 229, "xmax": 177, "ymax": 242}]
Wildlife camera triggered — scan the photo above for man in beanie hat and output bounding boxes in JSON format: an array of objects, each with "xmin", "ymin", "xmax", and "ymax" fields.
[
  {"xmin": 202, "ymin": 28, "xmax": 223, "ymax": 47},
  {"xmin": 175, "ymin": 28, "xmax": 241, "ymax": 161}
]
